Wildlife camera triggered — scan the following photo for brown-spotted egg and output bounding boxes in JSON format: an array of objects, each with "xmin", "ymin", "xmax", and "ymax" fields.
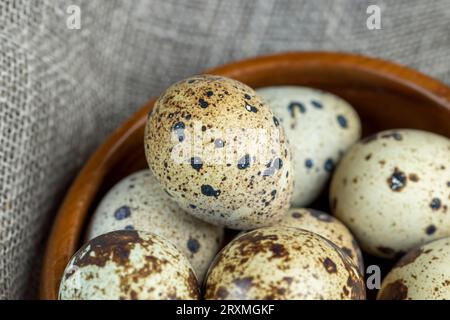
[
  {"xmin": 330, "ymin": 129, "xmax": 450, "ymax": 258},
  {"xmin": 204, "ymin": 226, "xmax": 366, "ymax": 300},
  {"xmin": 145, "ymin": 75, "xmax": 293, "ymax": 230},
  {"xmin": 59, "ymin": 230, "xmax": 200, "ymax": 300},
  {"xmin": 257, "ymin": 86, "xmax": 361, "ymax": 207},
  {"xmin": 378, "ymin": 237, "xmax": 450, "ymax": 300},
  {"xmin": 278, "ymin": 208, "xmax": 364, "ymax": 273},
  {"xmin": 86, "ymin": 170, "xmax": 224, "ymax": 282}
]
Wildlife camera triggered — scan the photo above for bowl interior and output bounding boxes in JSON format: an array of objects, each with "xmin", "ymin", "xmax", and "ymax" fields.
[{"xmin": 41, "ymin": 52, "xmax": 450, "ymax": 299}]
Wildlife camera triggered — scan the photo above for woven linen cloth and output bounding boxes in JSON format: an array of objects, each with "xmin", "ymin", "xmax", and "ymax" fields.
[{"xmin": 0, "ymin": 0, "xmax": 449, "ymax": 299}]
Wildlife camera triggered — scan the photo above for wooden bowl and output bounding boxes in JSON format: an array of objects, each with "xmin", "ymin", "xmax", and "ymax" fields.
[{"xmin": 40, "ymin": 52, "xmax": 450, "ymax": 300}]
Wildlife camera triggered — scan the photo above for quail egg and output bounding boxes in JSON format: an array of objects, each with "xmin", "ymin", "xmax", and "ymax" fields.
[
  {"xmin": 86, "ymin": 170, "xmax": 224, "ymax": 282},
  {"xmin": 330, "ymin": 129, "xmax": 450, "ymax": 258},
  {"xmin": 59, "ymin": 230, "xmax": 200, "ymax": 300},
  {"xmin": 378, "ymin": 237, "xmax": 450, "ymax": 300},
  {"xmin": 204, "ymin": 226, "xmax": 365, "ymax": 300},
  {"xmin": 257, "ymin": 86, "xmax": 361, "ymax": 207},
  {"xmin": 278, "ymin": 208, "xmax": 364, "ymax": 273},
  {"xmin": 145, "ymin": 75, "xmax": 293, "ymax": 230}
]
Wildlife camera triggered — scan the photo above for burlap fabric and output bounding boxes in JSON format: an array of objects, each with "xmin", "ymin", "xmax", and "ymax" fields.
[{"xmin": 0, "ymin": 0, "xmax": 449, "ymax": 299}]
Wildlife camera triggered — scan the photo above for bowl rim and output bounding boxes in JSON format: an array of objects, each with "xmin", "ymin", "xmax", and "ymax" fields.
[{"xmin": 40, "ymin": 51, "xmax": 450, "ymax": 300}]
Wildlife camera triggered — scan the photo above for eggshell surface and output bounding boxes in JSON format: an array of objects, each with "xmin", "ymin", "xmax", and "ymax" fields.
[
  {"xmin": 279, "ymin": 208, "xmax": 364, "ymax": 273},
  {"xmin": 204, "ymin": 227, "xmax": 365, "ymax": 300},
  {"xmin": 86, "ymin": 170, "xmax": 224, "ymax": 282},
  {"xmin": 145, "ymin": 75, "xmax": 293, "ymax": 230},
  {"xmin": 59, "ymin": 230, "xmax": 200, "ymax": 300},
  {"xmin": 257, "ymin": 86, "xmax": 361, "ymax": 207},
  {"xmin": 330, "ymin": 129, "xmax": 450, "ymax": 258},
  {"xmin": 378, "ymin": 237, "xmax": 450, "ymax": 300}
]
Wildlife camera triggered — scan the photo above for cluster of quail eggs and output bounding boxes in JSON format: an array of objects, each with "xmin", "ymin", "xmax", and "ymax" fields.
[{"xmin": 59, "ymin": 75, "xmax": 450, "ymax": 300}]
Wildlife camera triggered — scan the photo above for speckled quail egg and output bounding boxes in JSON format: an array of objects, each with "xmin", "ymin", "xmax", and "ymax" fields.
[
  {"xmin": 204, "ymin": 226, "xmax": 365, "ymax": 300},
  {"xmin": 257, "ymin": 86, "xmax": 361, "ymax": 207},
  {"xmin": 59, "ymin": 230, "xmax": 200, "ymax": 300},
  {"xmin": 145, "ymin": 75, "xmax": 293, "ymax": 230},
  {"xmin": 330, "ymin": 129, "xmax": 450, "ymax": 258},
  {"xmin": 86, "ymin": 170, "xmax": 224, "ymax": 282},
  {"xmin": 278, "ymin": 208, "xmax": 364, "ymax": 273},
  {"xmin": 378, "ymin": 237, "xmax": 450, "ymax": 300}
]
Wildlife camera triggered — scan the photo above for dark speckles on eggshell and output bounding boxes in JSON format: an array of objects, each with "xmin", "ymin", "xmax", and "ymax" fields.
[
  {"xmin": 190, "ymin": 156, "xmax": 203, "ymax": 172},
  {"xmin": 72, "ymin": 230, "xmax": 143, "ymax": 269},
  {"xmin": 380, "ymin": 131, "xmax": 403, "ymax": 141},
  {"xmin": 323, "ymin": 257, "xmax": 337, "ymax": 274},
  {"xmin": 164, "ymin": 190, "xmax": 173, "ymax": 197},
  {"xmin": 233, "ymin": 277, "xmax": 253, "ymax": 291},
  {"xmin": 187, "ymin": 237, "xmax": 200, "ymax": 254},
  {"xmin": 430, "ymin": 198, "xmax": 441, "ymax": 211},
  {"xmin": 244, "ymin": 94, "xmax": 251, "ymax": 100},
  {"xmin": 426, "ymin": 224, "xmax": 437, "ymax": 235},
  {"xmin": 291, "ymin": 211, "xmax": 302, "ymax": 218},
  {"xmin": 189, "ymin": 204, "xmax": 197, "ymax": 209},
  {"xmin": 114, "ymin": 206, "xmax": 131, "ymax": 220},
  {"xmin": 324, "ymin": 158, "xmax": 334, "ymax": 172},
  {"xmin": 387, "ymin": 167, "xmax": 407, "ymax": 191},
  {"xmin": 273, "ymin": 116, "xmax": 280, "ymax": 126},
  {"xmin": 198, "ymin": 98, "xmax": 209, "ymax": 108},
  {"xmin": 244, "ymin": 102, "xmax": 258, "ymax": 113},
  {"xmin": 269, "ymin": 243, "xmax": 288, "ymax": 259},
  {"xmin": 337, "ymin": 115, "xmax": 348, "ymax": 128},
  {"xmin": 378, "ymin": 280, "xmax": 408, "ymax": 300},
  {"xmin": 201, "ymin": 184, "xmax": 221, "ymax": 198},
  {"xmin": 288, "ymin": 101, "xmax": 306, "ymax": 117},
  {"xmin": 206, "ymin": 91, "xmax": 213, "ymax": 97},
  {"xmin": 311, "ymin": 100, "xmax": 323, "ymax": 109},
  {"xmin": 237, "ymin": 154, "xmax": 251, "ymax": 170},
  {"xmin": 173, "ymin": 122, "xmax": 185, "ymax": 131},
  {"xmin": 305, "ymin": 159, "xmax": 313, "ymax": 169},
  {"xmin": 394, "ymin": 248, "xmax": 423, "ymax": 268},
  {"xmin": 216, "ymin": 287, "xmax": 229, "ymax": 299},
  {"xmin": 172, "ymin": 122, "xmax": 185, "ymax": 142}
]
